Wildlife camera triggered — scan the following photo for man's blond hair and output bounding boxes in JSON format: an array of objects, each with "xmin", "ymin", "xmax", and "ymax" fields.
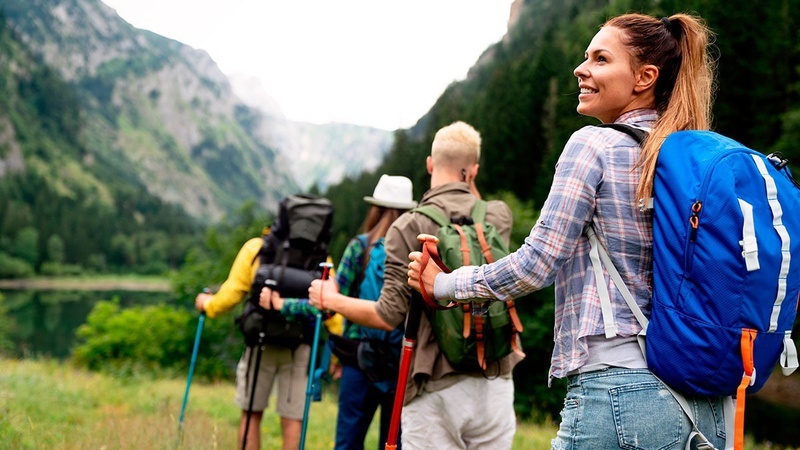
[{"xmin": 431, "ymin": 121, "xmax": 481, "ymax": 171}]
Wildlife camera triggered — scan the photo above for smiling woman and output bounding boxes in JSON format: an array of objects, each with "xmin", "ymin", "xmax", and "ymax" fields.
[{"xmin": 100, "ymin": 0, "xmax": 515, "ymax": 130}]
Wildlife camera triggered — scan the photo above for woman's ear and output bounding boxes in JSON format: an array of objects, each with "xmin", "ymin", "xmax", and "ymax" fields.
[{"xmin": 634, "ymin": 64, "xmax": 659, "ymax": 93}]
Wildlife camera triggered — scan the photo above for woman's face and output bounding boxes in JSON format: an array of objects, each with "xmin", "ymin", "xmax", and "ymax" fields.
[{"xmin": 573, "ymin": 26, "xmax": 643, "ymax": 123}]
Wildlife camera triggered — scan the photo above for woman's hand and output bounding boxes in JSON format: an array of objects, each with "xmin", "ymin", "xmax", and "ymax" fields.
[
  {"xmin": 308, "ymin": 278, "xmax": 339, "ymax": 310},
  {"xmin": 259, "ymin": 286, "xmax": 284, "ymax": 310},
  {"xmin": 407, "ymin": 250, "xmax": 442, "ymax": 297}
]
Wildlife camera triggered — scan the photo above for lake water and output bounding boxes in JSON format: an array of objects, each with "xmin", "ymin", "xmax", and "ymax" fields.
[{"xmin": 0, "ymin": 289, "xmax": 175, "ymax": 359}]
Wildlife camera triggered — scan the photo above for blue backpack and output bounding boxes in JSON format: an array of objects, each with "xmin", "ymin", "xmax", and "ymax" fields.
[
  {"xmin": 589, "ymin": 127, "xmax": 800, "ymax": 449},
  {"xmin": 648, "ymin": 131, "xmax": 800, "ymax": 396},
  {"xmin": 351, "ymin": 235, "xmax": 404, "ymax": 386}
]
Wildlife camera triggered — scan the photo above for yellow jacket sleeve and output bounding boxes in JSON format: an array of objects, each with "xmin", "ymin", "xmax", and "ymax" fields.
[
  {"xmin": 203, "ymin": 237, "xmax": 262, "ymax": 318},
  {"xmin": 323, "ymin": 313, "xmax": 344, "ymax": 336}
]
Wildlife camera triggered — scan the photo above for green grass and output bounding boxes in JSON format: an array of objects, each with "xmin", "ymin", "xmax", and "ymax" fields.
[
  {"xmin": 0, "ymin": 358, "xmax": 789, "ymax": 449},
  {"xmin": 0, "ymin": 357, "xmax": 553, "ymax": 449}
]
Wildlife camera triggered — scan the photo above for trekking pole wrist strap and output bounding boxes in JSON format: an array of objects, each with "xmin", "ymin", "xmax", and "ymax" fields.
[{"xmin": 416, "ymin": 234, "xmax": 457, "ymax": 310}]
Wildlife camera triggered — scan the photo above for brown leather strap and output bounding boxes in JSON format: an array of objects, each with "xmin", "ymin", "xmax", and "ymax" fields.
[
  {"xmin": 452, "ymin": 224, "xmax": 471, "ymax": 265},
  {"xmin": 474, "ymin": 315, "xmax": 486, "ymax": 370},
  {"xmin": 475, "ymin": 222, "xmax": 494, "ymax": 263},
  {"xmin": 506, "ymin": 300, "xmax": 526, "ymax": 358},
  {"xmin": 462, "ymin": 304, "xmax": 471, "ymax": 338},
  {"xmin": 510, "ymin": 331, "xmax": 526, "ymax": 358},
  {"xmin": 505, "ymin": 300, "xmax": 524, "ymax": 333}
]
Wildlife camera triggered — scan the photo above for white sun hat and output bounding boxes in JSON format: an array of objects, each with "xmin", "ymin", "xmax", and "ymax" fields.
[{"xmin": 363, "ymin": 174, "xmax": 417, "ymax": 210}]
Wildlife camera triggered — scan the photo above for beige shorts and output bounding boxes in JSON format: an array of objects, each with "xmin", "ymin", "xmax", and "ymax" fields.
[{"xmin": 234, "ymin": 343, "xmax": 310, "ymax": 419}]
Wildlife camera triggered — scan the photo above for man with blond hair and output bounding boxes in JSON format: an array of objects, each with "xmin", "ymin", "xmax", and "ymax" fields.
[{"xmin": 309, "ymin": 121, "xmax": 518, "ymax": 449}]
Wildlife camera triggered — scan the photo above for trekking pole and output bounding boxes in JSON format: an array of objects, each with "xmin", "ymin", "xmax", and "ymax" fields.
[
  {"xmin": 385, "ymin": 235, "xmax": 432, "ymax": 450},
  {"xmin": 177, "ymin": 288, "xmax": 209, "ymax": 448},
  {"xmin": 299, "ymin": 262, "xmax": 333, "ymax": 450},
  {"xmin": 311, "ymin": 339, "xmax": 333, "ymax": 402},
  {"xmin": 242, "ymin": 280, "xmax": 276, "ymax": 450},
  {"xmin": 385, "ymin": 292, "xmax": 423, "ymax": 450}
]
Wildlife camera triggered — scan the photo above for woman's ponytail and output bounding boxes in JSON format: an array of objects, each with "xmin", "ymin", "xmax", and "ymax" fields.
[{"xmin": 606, "ymin": 13, "xmax": 716, "ymax": 201}]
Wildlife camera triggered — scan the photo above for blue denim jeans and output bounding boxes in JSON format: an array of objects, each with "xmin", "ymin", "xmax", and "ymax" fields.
[
  {"xmin": 551, "ymin": 368, "xmax": 728, "ymax": 450},
  {"xmin": 335, "ymin": 364, "xmax": 397, "ymax": 450}
]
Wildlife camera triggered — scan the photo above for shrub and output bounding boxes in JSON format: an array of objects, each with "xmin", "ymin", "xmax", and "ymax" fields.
[
  {"xmin": 73, "ymin": 299, "xmax": 190, "ymax": 376},
  {"xmin": 0, "ymin": 252, "xmax": 35, "ymax": 278},
  {"xmin": 72, "ymin": 299, "xmax": 242, "ymax": 380}
]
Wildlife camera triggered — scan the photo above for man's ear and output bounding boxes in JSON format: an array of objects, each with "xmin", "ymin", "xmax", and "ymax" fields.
[
  {"xmin": 426, "ymin": 156, "xmax": 434, "ymax": 175},
  {"xmin": 634, "ymin": 64, "xmax": 659, "ymax": 93},
  {"xmin": 469, "ymin": 164, "xmax": 479, "ymax": 180}
]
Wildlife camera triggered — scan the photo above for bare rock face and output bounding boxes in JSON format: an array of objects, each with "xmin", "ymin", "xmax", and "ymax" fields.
[
  {"xmin": 2, "ymin": 0, "xmax": 303, "ymax": 220},
  {"xmin": 0, "ymin": 117, "xmax": 25, "ymax": 177}
]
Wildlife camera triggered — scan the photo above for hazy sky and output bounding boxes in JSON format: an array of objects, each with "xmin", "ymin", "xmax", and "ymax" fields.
[{"xmin": 100, "ymin": 0, "xmax": 514, "ymax": 130}]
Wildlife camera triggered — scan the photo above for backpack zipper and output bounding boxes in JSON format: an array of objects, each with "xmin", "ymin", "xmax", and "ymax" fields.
[{"xmin": 683, "ymin": 148, "xmax": 758, "ymax": 272}]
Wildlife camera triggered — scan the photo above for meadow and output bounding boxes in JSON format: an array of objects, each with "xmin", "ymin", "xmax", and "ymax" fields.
[
  {"xmin": 0, "ymin": 358, "xmax": 558, "ymax": 449},
  {"xmin": 2, "ymin": 357, "xmax": 797, "ymax": 449}
]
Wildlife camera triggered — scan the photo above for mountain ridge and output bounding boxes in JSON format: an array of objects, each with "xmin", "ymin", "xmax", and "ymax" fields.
[{"xmin": 1, "ymin": 0, "xmax": 394, "ymax": 219}]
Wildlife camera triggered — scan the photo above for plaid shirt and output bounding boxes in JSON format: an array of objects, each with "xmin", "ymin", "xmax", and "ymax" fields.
[
  {"xmin": 451, "ymin": 109, "xmax": 658, "ymax": 380},
  {"xmin": 281, "ymin": 298, "xmax": 320, "ymax": 320}
]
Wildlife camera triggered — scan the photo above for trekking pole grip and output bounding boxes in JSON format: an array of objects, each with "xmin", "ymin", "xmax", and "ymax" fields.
[{"xmin": 319, "ymin": 262, "xmax": 333, "ymax": 280}]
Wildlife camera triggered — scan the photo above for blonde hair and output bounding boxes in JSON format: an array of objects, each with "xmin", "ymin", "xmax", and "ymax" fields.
[
  {"xmin": 605, "ymin": 13, "xmax": 716, "ymax": 200},
  {"xmin": 431, "ymin": 121, "xmax": 481, "ymax": 171}
]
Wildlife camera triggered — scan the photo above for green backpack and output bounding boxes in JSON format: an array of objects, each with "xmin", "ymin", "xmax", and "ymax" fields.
[{"xmin": 413, "ymin": 200, "xmax": 525, "ymax": 372}]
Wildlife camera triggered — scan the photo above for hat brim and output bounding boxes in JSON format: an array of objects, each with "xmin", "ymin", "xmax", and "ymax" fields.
[{"xmin": 363, "ymin": 196, "xmax": 417, "ymax": 210}]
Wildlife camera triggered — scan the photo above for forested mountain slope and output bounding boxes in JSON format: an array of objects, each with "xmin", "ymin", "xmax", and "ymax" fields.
[{"xmin": 322, "ymin": 0, "xmax": 800, "ymax": 442}]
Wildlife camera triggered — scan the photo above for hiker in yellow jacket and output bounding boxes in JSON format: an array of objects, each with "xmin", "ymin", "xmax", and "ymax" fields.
[{"xmin": 195, "ymin": 235, "xmax": 341, "ymax": 450}]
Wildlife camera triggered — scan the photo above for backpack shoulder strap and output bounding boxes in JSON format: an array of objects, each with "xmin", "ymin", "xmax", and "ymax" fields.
[
  {"xmin": 470, "ymin": 199, "xmax": 487, "ymax": 224},
  {"xmin": 412, "ymin": 204, "xmax": 450, "ymax": 227},
  {"xmin": 596, "ymin": 123, "xmax": 648, "ymax": 145},
  {"xmin": 351, "ymin": 234, "xmax": 371, "ymax": 296},
  {"xmin": 597, "ymin": 124, "xmax": 653, "ymax": 211},
  {"xmin": 415, "ymin": 200, "xmax": 488, "ymax": 226},
  {"xmin": 470, "ymin": 199, "xmax": 494, "ymax": 265},
  {"xmin": 584, "ymin": 224, "xmax": 649, "ymax": 336}
]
